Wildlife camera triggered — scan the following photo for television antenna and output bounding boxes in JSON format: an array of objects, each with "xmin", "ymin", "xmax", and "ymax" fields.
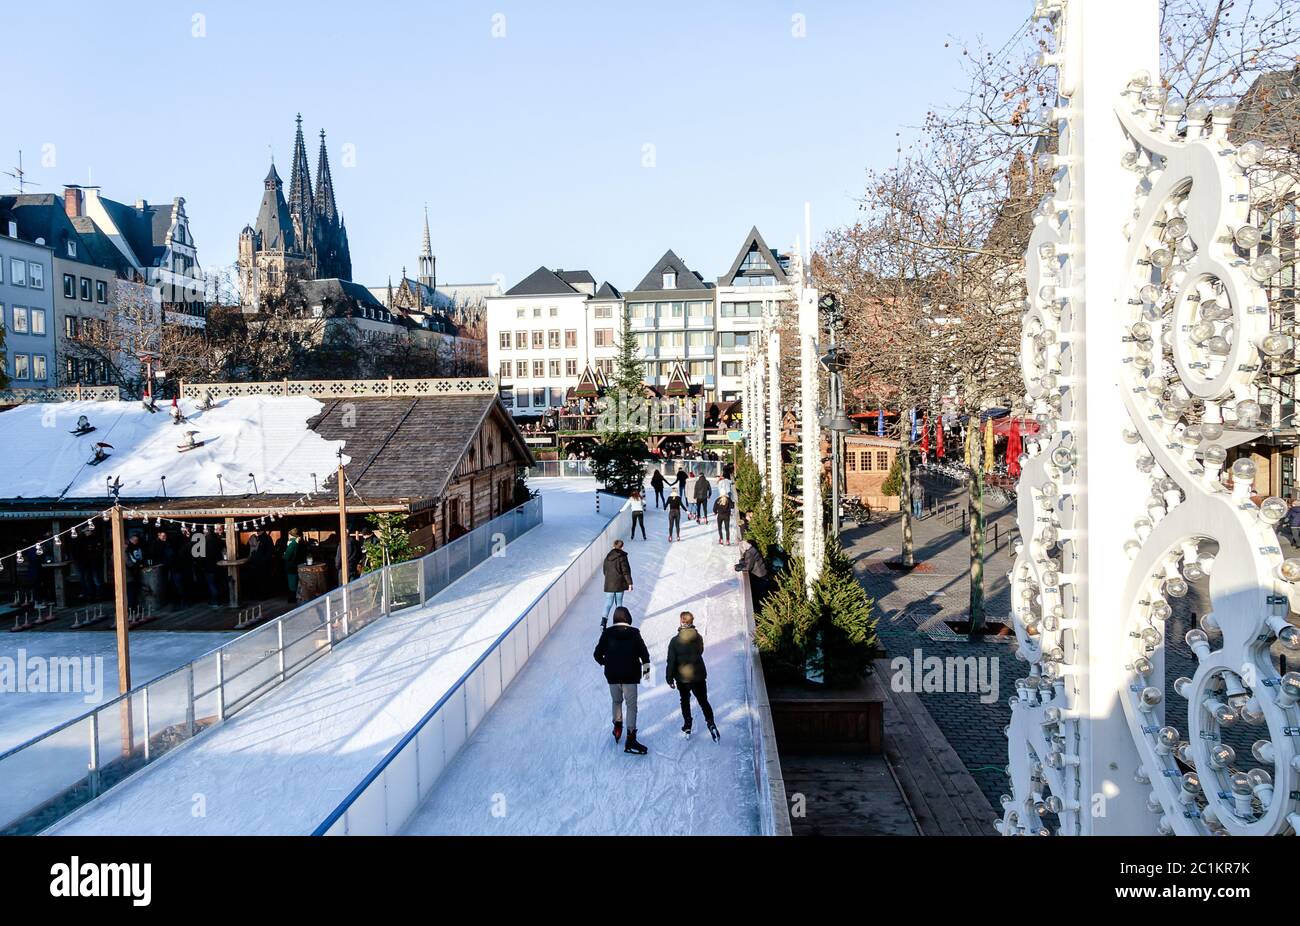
[{"xmin": 3, "ymin": 151, "xmax": 40, "ymax": 194}]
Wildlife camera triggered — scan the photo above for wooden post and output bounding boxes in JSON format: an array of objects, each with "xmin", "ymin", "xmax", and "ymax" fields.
[
  {"xmin": 110, "ymin": 506, "xmax": 134, "ymax": 758},
  {"xmin": 338, "ymin": 462, "xmax": 350, "ymax": 587},
  {"xmin": 50, "ymin": 519, "xmax": 66, "ymax": 608},
  {"xmin": 224, "ymin": 517, "xmax": 239, "ymax": 607}
]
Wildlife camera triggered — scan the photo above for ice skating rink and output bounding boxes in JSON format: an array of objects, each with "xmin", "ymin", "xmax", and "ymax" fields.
[{"xmin": 403, "ymin": 500, "xmax": 760, "ymax": 836}]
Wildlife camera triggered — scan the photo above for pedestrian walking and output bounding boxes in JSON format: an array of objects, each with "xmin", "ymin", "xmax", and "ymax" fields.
[
  {"xmin": 666, "ymin": 610, "xmax": 718, "ymax": 740},
  {"xmin": 667, "ymin": 489, "xmax": 683, "ymax": 541},
  {"xmin": 912, "ymin": 477, "xmax": 926, "ymax": 519},
  {"xmin": 714, "ymin": 494, "xmax": 733, "ymax": 545},
  {"xmin": 650, "ymin": 469, "xmax": 666, "ymax": 508},
  {"xmin": 630, "ymin": 490, "xmax": 647, "ymax": 540},
  {"xmin": 693, "ymin": 472, "xmax": 712, "ymax": 524},
  {"xmin": 601, "ymin": 539, "xmax": 633, "ymax": 628},
  {"xmin": 593, "ymin": 605, "xmax": 651, "ymax": 755},
  {"xmin": 675, "ymin": 467, "xmax": 688, "ymax": 499}
]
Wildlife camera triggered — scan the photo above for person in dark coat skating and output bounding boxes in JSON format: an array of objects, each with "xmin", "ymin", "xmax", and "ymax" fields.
[
  {"xmin": 600, "ymin": 539, "xmax": 633, "ymax": 628},
  {"xmin": 713, "ymin": 494, "xmax": 733, "ymax": 545},
  {"xmin": 675, "ymin": 467, "xmax": 688, "ymax": 499},
  {"xmin": 666, "ymin": 610, "xmax": 718, "ymax": 740},
  {"xmin": 692, "ymin": 473, "xmax": 712, "ymax": 524},
  {"xmin": 650, "ymin": 469, "xmax": 666, "ymax": 508},
  {"xmin": 666, "ymin": 489, "xmax": 683, "ymax": 541},
  {"xmin": 593, "ymin": 606, "xmax": 651, "ymax": 754}
]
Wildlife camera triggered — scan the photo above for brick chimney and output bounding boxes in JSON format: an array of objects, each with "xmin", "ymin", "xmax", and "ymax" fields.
[{"xmin": 63, "ymin": 185, "xmax": 84, "ymax": 218}]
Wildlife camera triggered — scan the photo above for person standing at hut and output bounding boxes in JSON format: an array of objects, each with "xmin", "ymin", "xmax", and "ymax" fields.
[{"xmin": 283, "ymin": 528, "xmax": 309, "ymax": 604}]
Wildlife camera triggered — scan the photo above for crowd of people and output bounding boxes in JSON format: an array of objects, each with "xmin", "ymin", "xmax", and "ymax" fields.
[{"xmin": 589, "ymin": 461, "xmax": 771, "ymax": 756}]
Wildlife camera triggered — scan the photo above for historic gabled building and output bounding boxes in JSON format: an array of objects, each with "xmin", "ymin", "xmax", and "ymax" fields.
[{"xmin": 238, "ymin": 115, "xmax": 352, "ymax": 305}]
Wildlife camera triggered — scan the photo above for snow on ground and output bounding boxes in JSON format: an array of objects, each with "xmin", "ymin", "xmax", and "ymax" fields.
[
  {"xmin": 0, "ymin": 632, "xmax": 237, "ymax": 753},
  {"xmin": 403, "ymin": 501, "xmax": 760, "ymax": 836},
  {"xmin": 47, "ymin": 479, "xmax": 610, "ymax": 835},
  {"xmin": 0, "ymin": 397, "xmax": 345, "ymax": 499}
]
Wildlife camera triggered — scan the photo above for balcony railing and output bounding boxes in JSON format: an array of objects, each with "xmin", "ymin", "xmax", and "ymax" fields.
[{"xmin": 0, "ymin": 497, "xmax": 543, "ymax": 836}]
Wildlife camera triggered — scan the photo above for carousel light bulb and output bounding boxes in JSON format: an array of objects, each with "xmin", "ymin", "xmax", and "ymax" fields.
[
  {"xmin": 1189, "ymin": 321, "xmax": 1215, "ymax": 343},
  {"xmin": 1121, "ymin": 150, "xmax": 1140, "ymax": 170},
  {"xmin": 1163, "ymin": 98, "xmax": 1188, "ymax": 118},
  {"xmin": 1164, "ymin": 577, "xmax": 1188, "ymax": 598},
  {"xmin": 1251, "ymin": 740, "xmax": 1275, "ymax": 763},
  {"xmin": 1202, "ymin": 444, "xmax": 1227, "ymax": 466},
  {"xmin": 1139, "ymin": 283, "xmax": 1162, "ymax": 304},
  {"xmin": 1261, "ymin": 497, "xmax": 1288, "ymax": 524},
  {"xmin": 1186, "ymin": 100, "xmax": 1212, "ymax": 122},
  {"xmin": 1038, "ymin": 242, "xmax": 1057, "ymax": 261},
  {"xmin": 1279, "ymin": 671, "xmax": 1300, "ymax": 704},
  {"xmin": 1229, "ymin": 771, "xmax": 1253, "ymax": 797},
  {"xmin": 1277, "ymin": 624, "xmax": 1300, "ymax": 650},
  {"xmin": 1157, "ymin": 726, "xmax": 1180, "ymax": 750},
  {"xmin": 1261, "ymin": 333, "xmax": 1294, "ymax": 356},
  {"xmin": 1122, "ymin": 426, "xmax": 1141, "ymax": 444},
  {"xmin": 1231, "ymin": 458, "xmax": 1257, "ymax": 481},
  {"xmin": 1185, "ymin": 628, "xmax": 1211, "ymax": 658},
  {"xmin": 1252, "ymin": 252, "xmax": 1282, "ymax": 281},
  {"xmin": 1139, "ymin": 687, "xmax": 1163, "ymax": 710},
  {"xmin": 1150, "ymin": 248, "xmax": 1174, "ymax": 269},
  {"xmin": 1206, "ymin": 335, "xmax": 1231, "ymax": 355},
  {"xmin": 1208, "ymin": 742, "xmax": 1236, "ymax": 768},
  {"xmin": 1235, "ymin": 140, "xmax": 1264, "ymax": 168},
  {"xmin": 1133, "ymin": 655, "xmax": 1153, "ymax": 676},
  {"xmin": 1234, "ymin": 224, "xmax": 1262, "ymax": 249},
  {"xmin": 1212, "ymin": 101, "xmax": 1236, "ymax": 121},
  {"xmin": 1209, "ymin": 700, "xmax": 1237, "ymax": 726},
  {"xmin": 1279, "ymin": 558, "xmax": 1300, "ymax": 582}
]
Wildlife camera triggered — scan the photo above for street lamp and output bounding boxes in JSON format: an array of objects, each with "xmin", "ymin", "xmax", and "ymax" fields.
[{"xmin": 817, "ymin": 295, "xmax": 851, "ymax": 534}]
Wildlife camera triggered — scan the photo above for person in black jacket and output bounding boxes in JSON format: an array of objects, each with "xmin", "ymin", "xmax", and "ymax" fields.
[
  {"xmin": 735, "ymin": 533, "xmax": 770, "ymax": 610},
  {"xmin": 666, "ymin": 610, "xmax": 718, "ymax": 740},
  {"xmin": 713, "ymin": 494, "xmax": 733, "ymax": 545},
  {"xmin": 600, "ymin": 539, "xmax": 633, "ymax": 629},
  {"xmin": 650, "ymin": 469, "xmax": 666, "ymax": 508},
  {"xmin": 666, "ymin": 490, "xmax": 683, "ymax": 541},
  {"xmin": 675, "ymin": 467, "xmax": 688, "ymax": 499},
  {"xmin": 593, "ymin": 606, "xmax": 651, "ymax": 754},
  {"xmin": 692, "ymin": 473, "xmax": 712, "ymax": 524}
]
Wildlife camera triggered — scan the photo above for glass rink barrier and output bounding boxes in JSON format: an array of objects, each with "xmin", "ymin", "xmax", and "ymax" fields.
[
  {"xmin": 526, "ymin": 459, "xmax": 726, "ymax": 480},
  {"xmin": 314, "ymin": 496, "xmax": 632, "ymax": 836},
  {"xmin": 0, "ymin": 497, "xmax": 544, "ymax": 836}
]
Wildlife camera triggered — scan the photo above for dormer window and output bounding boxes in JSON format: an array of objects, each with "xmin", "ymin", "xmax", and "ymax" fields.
[
  {"xmin": 662, "ymin": 270, "xmax": 676, "ymax": 289},
  {"xmin": 67, "ymin": 241, "xmax": 77, "ymax": 258}
]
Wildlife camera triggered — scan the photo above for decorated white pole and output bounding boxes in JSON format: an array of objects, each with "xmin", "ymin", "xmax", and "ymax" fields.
[
  {"xmin": 799, "ymin": 276, "xmax": 824, "ymax": 588},
  {"xmin": 1005, "ymin": 0, "xmax": 1294, "ymax": 836},
  {"xmin": 768, "ymin": 324, "xmax": 783, "ymax": 543}
]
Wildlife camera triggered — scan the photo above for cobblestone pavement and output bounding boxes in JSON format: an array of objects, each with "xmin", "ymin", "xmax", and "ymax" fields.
[
  {"xmin": 840, "ymin": 475, "xmax": 1020, "ymax": 812},
  {"xmin": 843, "ymin": 475, "xmax": 1298, "ymax": 816}
]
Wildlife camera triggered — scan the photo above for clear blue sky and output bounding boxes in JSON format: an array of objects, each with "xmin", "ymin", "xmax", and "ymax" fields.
[{"xmin": 4, "ymin": 0, "xmax": 1028, "ymax": 291}]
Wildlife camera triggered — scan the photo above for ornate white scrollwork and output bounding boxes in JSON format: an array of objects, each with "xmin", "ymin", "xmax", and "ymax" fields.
[{"xmin": 1004, "ymin": 0, "xmax": 1299, "ymax": 836}]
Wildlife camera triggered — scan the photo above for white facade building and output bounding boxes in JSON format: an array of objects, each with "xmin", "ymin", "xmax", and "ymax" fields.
[
  {"xmin": 623, "ymin": 250, "xmax": 716, "ymax": 396},
  {"xmin": 486, "ymin": 266, "xmax": 622, "ymax": 415},
  {"xmin": 715, "ymin": 227, "xmax": 792, "ymax": 401}
]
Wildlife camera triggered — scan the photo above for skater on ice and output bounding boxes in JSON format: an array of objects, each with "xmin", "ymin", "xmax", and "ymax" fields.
[
  {"xmin": 714, "ymin": 493, "xmax": 733, "ymax": 545},
  {"xmin": 600, "ymin": 539, "xmax": 633, "ymax": 629},
  {"xmin": 592, "ymin": 605, "xmax": 651, "ymax": 755},
  {"xmin": 666, "ymin": 610, "xmax": 718, "ymax": 741},
  {"xmin": 666, "ymin": 489, "xmax": 683, "ymax": 542},
  {"xmin": 629, "ymin": 490, "xmax": 647, "ymax": 541},
  {"xmin": 692, "ymin": 471, "xmax": 712, "ymax": 524},
  {"xmin": 675, "ymin": 467, "xmax": 688, "ymax": 499},
  {"xmin": 650, "ymin": 468, "xmax": 666, "ymax": 508}
]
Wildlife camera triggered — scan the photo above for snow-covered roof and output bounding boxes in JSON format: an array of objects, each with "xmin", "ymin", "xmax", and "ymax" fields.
[{"xmin": 0, "ymin": 397, "xmax": 347, "ymax": 502}]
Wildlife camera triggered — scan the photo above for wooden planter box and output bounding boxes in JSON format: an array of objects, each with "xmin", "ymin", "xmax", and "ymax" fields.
[{"xmin": 769, "ymin": 673, "xmax": 886, "ymax": 755}]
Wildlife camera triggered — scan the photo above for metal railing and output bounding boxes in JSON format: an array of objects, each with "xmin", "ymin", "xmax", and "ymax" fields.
[
  {"xmin": 526, "ymin": 459, "xmax": 728, "ymax": 479},
  {"xmin": 0, "ymin": 497, "xmax": 544, "ymax": 836},
  {"xmin": 314, "ymin": 496, "xmax": 632, "ymax": 835}
]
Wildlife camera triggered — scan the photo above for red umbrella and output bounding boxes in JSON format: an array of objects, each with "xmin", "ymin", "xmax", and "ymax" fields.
[
  {"xmin": 920, "ymin": 418, "xmax": 930, "ymax": 457},
  {"xmin": 936, "ymin": 421, "xmax": 945, "ymax": 459},
  {"xmin": 1007, "ymin": 419, "xmax": 1022, "ymax": 478}
]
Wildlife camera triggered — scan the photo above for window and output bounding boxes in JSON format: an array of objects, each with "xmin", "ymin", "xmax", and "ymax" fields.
[
  {"xmin": 12, "ymin": 306, "xmax": 28, "ymax": 333},
  {"xmin": 593, "ymin": 328, "xmax": 614, "ymax": 347},
  {"xmin": 847, "ymin": 451, "xmax": 858, "ymax": 472},
  {"xmin": 80, "ymin": 278, "xmax": 91, "ymax": 301},
  {"xmin": 687, "ymin": 331, "xmax": 711, "ymax": 347},
  {"xmin": 532, "ymin": 387, "xmax": 546, "ymax": 407},
  {"xmin": 532, "ymin": 307, "xmax": 541, "ymax": 317},
  {"xmin": 31, "ymin": 308, "xmax": 45, "ymax": 335},
  {"xmin": 516, "ymin": 308, "xmax": 525, "ymax": 318},
  {"xmin": 594, "ymin": 304, "xmax": 613, "ymax": 319},
  {"xmin": 548, "ymin": 329, "xmax": 560, "ymax": 349},
  {"xmin": 564, "ymin": 329, "xmax": 577, "ymax": 348},
  {"xmin": 719, "ymin": 332, "xmax": 752, "ymax": 348},
  {"xmin": 722, "ymin": 301, "xmax": 765, "ymax": 318},
  {"xmin": 29, "ymin": 263, "xmax": 43, "ymax": 289},
  {"xmin": 644, "ymin": 361, "xmax": 656, "ymax": 379},
  {"xmin": 533, "ymin": 360, "xmax": 545, "ymax": 378},
  {"xmin": 516, "ymin": 390, "xmax": 530, "ymax": 409},
  {"xmin": 687, "ymin": 300, "xmax": 709, "ymax": 317},
  {"xmin": 662, "ymin": 270, "xmax": 676, "ymax": 288},
  {"xmin": 549, "ymin": 306, "xmax": 558, "ymax": 317},
  {"xmin": 721, "ymin": 361, "xmax": 741, "ymax": 377},
  {"xmin": 516, "ymin": 329, "xmax": 528, "ymax": 349},
  {"xmin": 65, "ymin": 316, "xmax": 79, "ymax": 338},
  {"xmin": 877, "ymin": 451, "xmax": 889, "ymax": 470},
  {"xmin": 597, "ymin": 358, "xmax": 614, "ymax": 375},
  {"xmin": 549, "ymin": 359, "xmax": 561, "ymax": 377},
  {"xmin": 96, "ymin": 280, "xmax": 107, "ymax": 303},
  {"xmin": 671, "ymin": 302, "xmax": 684, "ymax": 318},
  {"xmin": 566, "ymin": 358, "xmax": 577, "ymax": 376},
  {"xmin": 10, "ymin": 259, "xmax": 26, "ymax": 286},
  {"xmin": 32, "ymin": 355, "xmax": 46, "ymax": 380},
  {"xmin": 13, "ymin": 354, "xmax": 29, "ymax": 379},
  {"xmin": 516, "ymin": 360, "xmax": 528, "ymax": 378},
  {"xmin": 65, "ymin": 357, "xmax": 80, "ymax": 382},
  {"xmin": 499, "ymin": 331, "xmax": 512, "ymax": 350},
  {"xmin": 63, "ymin": 274, "xmax": 75, "ymax": 298},
  {"xmin": 499, "ymin": 361, "xmax": 512, "ymax": 379},
  {"xmin": 629, "ymin": 302, "xmax": 652, "ymax": 319},
  {"xmin": 531, "ymin": 330, "xmax": 544, "ymax": 349},
  {"xmin": 66, "ymin": 240, "xmax": 77, "ymax": 258},
  {"xmin": 84, "ymin": 359, "xmax": 99, "ymax": 383},
  {"xmin": 549, "ymin": 387, "xmax": 564, "ymax": 406},
  {"xmin": 861, "ymin": 451, "xmax": 873, "ymax": 472}
]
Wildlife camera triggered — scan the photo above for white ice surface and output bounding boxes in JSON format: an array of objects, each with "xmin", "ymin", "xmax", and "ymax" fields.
[
  {"xmin": 0, "ymin": 397, "xmax": 346, "ymax": 499},
  {"xmin": 47, "ymin": 480, "xmax": 610, "ymax": 835},
  {"xmin": 0, "ymin": 632, "xmax": 237, "ymax": 753},
  {"xmin": 403, "ymin": 503, "xmax": 760, "ymax": 836}
]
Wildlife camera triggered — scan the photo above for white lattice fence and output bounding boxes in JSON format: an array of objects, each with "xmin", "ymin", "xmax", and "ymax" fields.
[
  {"xmin": 0, "ymin": 385, "xmax": 123, "ymax": 404},
  {"xmin": 179, "ymin": 377, "xmax": 498, "ymax": 401}
]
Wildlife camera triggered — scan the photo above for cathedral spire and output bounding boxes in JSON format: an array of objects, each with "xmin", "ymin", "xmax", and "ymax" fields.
[
  {"xmin": 287, "ymin": 113, "xmax": 315, "ymax": 263},
  {"xmin": 418, "ymin": 205, "xmax": 435, "ymax": 290},
  {"xmin": 315, "ymin": 128, "xmax": 338, "ymax": 225}
]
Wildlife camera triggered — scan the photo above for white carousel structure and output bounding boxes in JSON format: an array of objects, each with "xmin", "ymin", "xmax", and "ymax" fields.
[{"xmin": 1003, "ymin": 0, "xmax": 1300, "ymax": 834}]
